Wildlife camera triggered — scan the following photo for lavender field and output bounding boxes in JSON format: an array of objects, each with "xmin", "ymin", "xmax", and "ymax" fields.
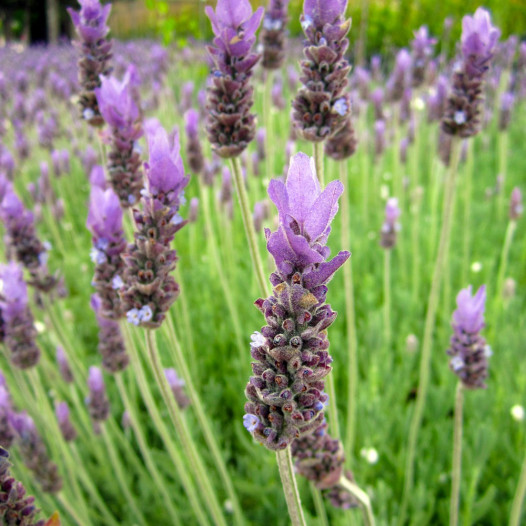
[{"xmin": 0, "ymin": 0, "xmax": 524, "ymax": 525}]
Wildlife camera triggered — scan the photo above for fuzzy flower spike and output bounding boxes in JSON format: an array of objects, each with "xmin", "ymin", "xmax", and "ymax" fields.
[
  {"xmin": 260, "ymin": 0, "xmax": 290, "ymax": 69},
  {"xmin": 292, "ymin": 0, "xmax": 352, "ymax": 142},
  {"xmin": 447, "ymin": 285, "xmax": 490, "ymax": 389},
  {"xmin": 205, "ymin": 0, "xmax": 264, "ymax": 158},
  {"xmin": 244, "ymin": 152, "xmax": 350, "ymax": 450},
  {"xmin": 442, "ymin": 8, "xmax": 500, "ymax": 137},
  {"xmin": 120, "ymin": 125, "xmax": 189, "ymax": 329},
  {"xmin": 68, "ymin": 0, "xmax": 113, "ymax": 126}
]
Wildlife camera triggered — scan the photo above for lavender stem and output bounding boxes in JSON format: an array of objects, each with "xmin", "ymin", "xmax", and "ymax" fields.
[
  {"xmin": 114, "ymin": 374, "xmax": 181, "ymax": 525},
  {"xmin": 450, "ymin": 382, "xmax": 464, "ymax": 526},
  {"xmin": 510, "ymin": 453, "xmax": 526, "ymax": 526},
  {"xmin": 314, "ymin": 141, "xmax": 325, "ymax": 188},
  {"xmin": 398, "ymin": 137, "xmax": 462, "ymax": 525},
  {"xmin": 497, "ymin": 131, "xmax": 510, "ymax": 221},
  {"xmin": 310, "ymin": 482, "xmax": 329, "ymax": 526},
  {"xmin": 383, "ymin": 249, "xmax": 392, "ymax": 347},
  {"xmin": 276, "ymin": 448, "xmax": 307, "ymax": 526},
  {"xmin": 496, "ymin": 220, "xmax": 517, "ymax": 308},
  {"xmin": 339, "ymin": 474, "xmax": 376, "ymax": 526},
  {"xmin": 461, "ymin": 141, "xmax": 475, "ymax": 285},
  {"xmin": 340, "ymin": 162, "xmax": 359, "ymax": 457},
  {"xmin": 144, "ymin": 329, "xmax": 227, "ymax": 526},
  {"xmin": 230, "ymin": 156, "xmax": 270, "ymax": 296}
]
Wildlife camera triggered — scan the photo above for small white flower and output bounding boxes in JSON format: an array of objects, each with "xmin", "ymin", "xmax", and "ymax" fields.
[
  {"xmin": 483, "ymin": 345, "xmax": 493, "ymax": 358},
  {"xmin": 250, "ymin": 331, "xmax": 266, "ymax": 349},
  {"xmin": 90, "ymin": 248, "xmax": 107, "ymax": 265},
  {"xmin": 450, "ymin": 356, "xmax": 464, "ymax": 372},
  {"xmin": 471, "ymin": 261, "xmax": 482, "ymax": 273},
  {"xmin": 511, "ymin": 405, "xmax": 525, "ymax": 422},
  {"xmin": 126, "ymin": 308, "xmax": 141, "ymax": 326},
  {"xmin": 34, "ymin": 321, "xmax": 46, "ymax": 334},
  {"xmin": 360, "ymin": 447, "xmax": 379, "ymax": 465},
  {"xmin": 111, "ymin": 275, "xmax": 124, "ymax": 290},
  {"xmin": 454, "ymin": 111, "xmax": 466, "ymax": 125},
  {"xmin": 171, "ymin": 214, "xmax": 184, "ymax": 225},
  {"xmin": 83, "ymin": 108, "xmax": 95, "ymax": 120},
  {"xmin": 128, "ymin": 194, "xmax": 136, "ymax": 205},
  {"xmin": 333, "ymin": 98, "xmax": 348, "ymax": 116},
  {"xmin": 301, "ymin": 16, "xmax": 313, "ymax": 31},
  {"xmin": 139, "ymin": 305, "xmax": 153, "ymax": 323}
]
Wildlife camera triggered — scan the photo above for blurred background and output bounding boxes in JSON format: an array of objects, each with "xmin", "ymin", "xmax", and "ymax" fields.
[{"xmin": 1, "ymin": 0, "xmax": 525, "ymax": 61}]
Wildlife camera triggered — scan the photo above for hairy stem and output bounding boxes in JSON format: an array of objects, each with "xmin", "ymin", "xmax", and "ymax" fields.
[
  {"xmin": 450, "ymin": 382, "xmax": 464, "ymax": 526},
  {"xmin": 509, "ymin": 452, "xmax": 526, "ymax": 526},
  {"xmin": 339, "ymin": 475, "xmax": 376, "ymax": 526},
  {"xmin": 276, "ymin": 448, "xmax": 307, "ymax": 526},
  {"xmin": 314, "ymin": 141, "xmax": 325, "ymax": 187}
]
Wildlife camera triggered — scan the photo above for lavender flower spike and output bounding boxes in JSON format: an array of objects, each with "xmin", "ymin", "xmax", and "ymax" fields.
[
  {"xmin": 55, "ymin": 401, "xmax": 77, "ymax": 442},
  {"xmin": 260, "ymin": 0, "xmax": 290, "ymax": 70},
  {"xmin": 380, "ymin": 198, "xmax": 401, "ymax": 249},
  {"xmin": 293, "ymin": 0, "xmax": 351, "ymax": 141},
  {"xmin": 120, "ymin": 125, "xmax": 189, "ymax": 329},
  {"xmin": 95, "ymin": 74, "xmax": 144, "ymax": 207},
  {"xmin": 68, "ymin": 0, "xmax": 113, "ymax": 126},
  {"xmin": 442, "ymin": 8, "xmax": 500, "ymax": 138},
  {"xmin": 86, "ymin": 366, "xmax": 110, "ymax": 422},
  {"xmin": 509, "ymin": 187, "xmax": 523, "ymax": 221},
  {"xmin": 184, "ymin": 109, "xmax": 205, "ymax": 175},
  {"xmin": 164, "ymin": 368, "xmax": 190, "ymax": 409},
  {"xmin": 244, "ymin": 153, "xmax": 350, "ymax": 450},
  {"xmin": 87, "ymin": 185, "xmax": 126, "ymax": 319},
  {"xmin": 205, "ymin": 0, "xmax": 264, "ymax": 158},
  {"xmin": 447, "ymin": 285, "xmax": 490, "ymax": 389},
  {"xmin": 0, "ymin": 263, "xmax": 40, "ymax": 369}
]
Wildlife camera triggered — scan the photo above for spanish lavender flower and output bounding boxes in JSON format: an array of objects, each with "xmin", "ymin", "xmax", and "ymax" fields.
[
  {"xmin": 55, "ymin": 402, "xmax": 77, "ymax": 442},
  {"xmin": 86, "ymin": 366, "xmax": 110, "ymax": 422},
  {"xmin": 68, "ymin": 0, "xmax": 113, "ymax": 126},
  {"xmin": 386, "ymin": 49, "xmax": 411, "ymax": 102},
  {"xmin": 56, "ymin": 346, "xmax": 74, "ymax": 384},
  {"xmin": 380, "ymin": 198, "xmax": 401, "ymax": 249},
  {"xmin": 287, "ymin": 65, "xmax": 299, "ymax": 92},
  {"xmin": 0, "ymin": 447, "xmax": 45, "ymax": 525},
  {"xmin": 370, "ymin": 87, "xmax": 384, "ymax": 121},
  {"xmin": 256, "ymin": 128, "xmax": 266, "ymax": 160},
  {"xmin": 260, "ymin": 0, "xmax": 290, "ymax": 69},
  {"xmin": 82, "ymin": 145, "xmax": 98, "ymax": 176},
  {"xmin": 164, "ymin": 368, "xmax": 190, "ymax": 409},
  {"xmin": 427, "ymin": 75, "xmax": 448, "ymax": 122},
  {"xmin": 447, "ymin": 285, "xmax": 490, "ymax": 389},
  {"xmin": 89, "ymin": 164, "xmax": 107, "ymax": 189},
  {"xmin": 120, "ymin": 126, "xmax": 189, "ymax": 329},
  {"xmin": 90, "ymin": 294, "xmax": 128, "ymax": 372},
  {"xmin": 0, "ymin": 387, "xmax": 15, "ymax": 448},
  {"xmin": 374, "ymin": 120, "xmax": 386, "ymax": 160},
  {"xmin": 244, "ymin": 153, "xmax": 350, "ymax": 449},
  {"xmin": 292, "ymin": 0, "xmax": 351, "ymax": 141},
  {"xmin": 509, "ymin": 187, "xmax": 523, "ymax": 221},
  {"xmin": 324, "ymin": 113, "xmax": 357, "ymax": 161},
  {"xmin": 442, "ymin": 8, "xmax": 501, "ymax": 138},
  {"xmin": 354, "ymin": 67, "xmax": 371, "ymax": 101},
  {"xmin": 410, "ymin": 26, "xmax": 437, "ymax": 88},
  {"xmin": 0, "ymin": 263, "xmax": 40, "ymax": 369},
  {"xmin": 205, "ymin": 0, "xmax": 264, "ymax": 158},
  {"xmin": 498, "ymin": 92, "xmax": 514, "ymax": 131},
  {"xmin": 291, "ymin": 419, "xmax": 345, "ymax": 489},
  {"xmin": 0, "ymin": 189, "xmax": 57, "ymax": 293},
  {"xmin": 184, "ymin": 109, "xmax": 205, "ymax": 175},
  {"xmin": 95, "ymin": 74, "xmax": 144, "ymax": 207},
  {"xmin": 9, "ymin": 412, "xmax": 62, "ymax": 493},
  {"xmin": 87, "ymin": 185, "xmax": 126, "ymax": 319}
]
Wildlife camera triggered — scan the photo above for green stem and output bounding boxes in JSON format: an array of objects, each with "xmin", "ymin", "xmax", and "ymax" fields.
[
  {"xmin": 338, "ymin": 475, "xmax": 376, "ymax": 526},
  {"xmin": 264, "ymin": 70, "xmax": 273, "ymax": 182},
  {"xmin": 497, "ymin": 130, "xmax": 509, "ymax": 221},
  {"xmin": 145, "ymin": 330, "xmax": 227, "ymax": 526},
  {"xmin": 450, "ymin": 382, "xmax": 464, "ymax": 526},
  {"xmin": 163, "ymin": 318, "xmax": 246, "ymax": 526},
  {"xmin": 496, "ymin": 220, "xmax": 517, "ymax": 307},
  {"xmin": 101, "ymin": 424, "xmax": 147, "ymax": 526},
  {"xmin": 276, "ymin": 448, "xmax": 307, "ymax": 526},
  {"xmin": 122, "ymin": 324, "xmax": 210, "ymax": 526},
  {"xmin": 398, "ymin": 138, "xmax": 462, "ymax": 526},
  {"xmin": 314, "ymin": 141, "xmax": 325, "ymax": 187},
  {"xmin": 115, "ymin": 374, "xmax": 181, "ymax": 526},
  {"xmin": 340, "ymin": 160, "xmax": 359, "ymax": 458},
  {"xmin": 509, "ymin": 452, "xmax": 526, "ymax": 526},
  {"xmin": 383, "ymin": 249, "xmax": 391, "ymax": 348},
  {"xmin": 461, "ymin": 141, "xmax": 474, "ymax": 284},
  {"xmin": 230, "ymin": 156, "xmax": 270, "ymax": 297},
  {"xmin": 325, "ymin": 373, "xmax": 340, "ymax": 439},
  {"xmin": 310, "ymin": 483, "xmax": 329, "ymax": 526}
]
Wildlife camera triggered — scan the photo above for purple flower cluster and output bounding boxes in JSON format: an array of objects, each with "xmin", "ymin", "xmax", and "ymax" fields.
[
  {"xmin": 95, "ymin": 73, "xmax": 144, "ymax": 207},
  {"xmin": 260, "ymin": 0, "xmax": 290, "ymax": 70},
  {"xmin": 447, "ymin": 285, "xmax": 490, "ymax": 389},
  {"xmin": 0, "ymin": 447, "xmax": 46, "ymax": 526},
  {"xmin": 410, "ymin": 26, "xmax": 437, "ymax": 88},
  {"xmin": 184, "ymin": 109, "xmax": 205, "ymax": 175},
  {"xmin": 86, "ymin": 366, "xmax": 110, "ymax": 423},
  {"xmin": 293, "ymin": 0, "xmax": 352, "ymax": 142},
  {"xmin": 379, "ymin": 198, "xmax": 401, "ymax": 249},
  {"xmin": 442, "ymin": 8, "xmax": 500, "ymax": 137},
  {"xmin": 244, "ymin": 153, "xmax": 350, "ymax": 450},
  {"xmin": 0, "ymin": 263, "xmax": 40, "ymax": 369},
  {"xmin": 10, "ymin": 412, "xmax": 62, "ymax": 493},
  {"xmin": 205, "ymin": 0, "xmax": 264, "ymax": 158},
  {"xmin": 68, "ymin": 0, "xmax": 113, "ymax": 126},
  {"xmin": 164, "ymin": 368, "xmax": 190, "ymax": 410},
  {"xmin": 87, "ymin": 185, "xmax": 126, "ymax": 319},
  {"xmin": 55, "ymin": 402, "xmax": 77, "ymax": 442},
  {"xmin": 120, "ymin": 125, "xmax": 188, "ymax": 329}
]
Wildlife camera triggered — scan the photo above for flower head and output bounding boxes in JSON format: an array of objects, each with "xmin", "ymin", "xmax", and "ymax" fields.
[
  {"xmin": 87, "ymin": 186, "xmax": 123, "ymax": 243},
  {"xmin": 453, "ymin": 285, "xmax": 486, "ymax": 334},
  {"xmin": 303, "ymin": 0, "xmax": 348, "ymax": 28},
  {"xmin": 95, "ymin": 75, "xmax": 140, "ymax": 131},
  {"xmin": 68, "ymin": 0, "xmax": 112, "ymax": 44}
]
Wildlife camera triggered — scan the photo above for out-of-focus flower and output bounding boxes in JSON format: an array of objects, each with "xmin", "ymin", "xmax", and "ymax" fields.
[
  {"xmin": 260, "ymin": 0, "xmax": 290, "ymax": 69},
  {"xmin": 380, "ymin": 198, "xmax": 401, "ymax": 249}
]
